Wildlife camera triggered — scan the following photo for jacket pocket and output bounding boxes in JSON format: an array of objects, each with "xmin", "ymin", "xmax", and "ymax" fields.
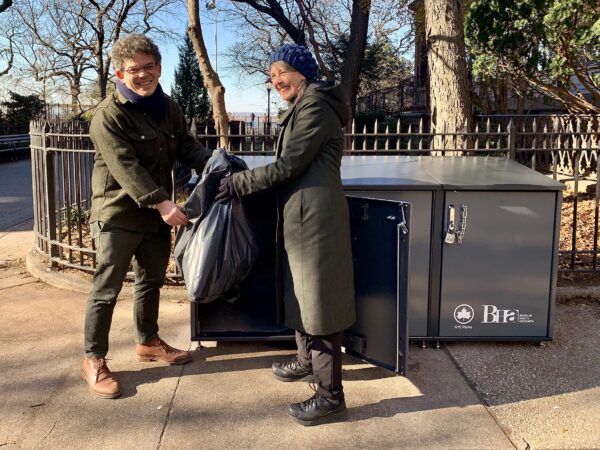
[{"xmin": 129, "ymin": 129, "xmax": 159, "ymax": 161}]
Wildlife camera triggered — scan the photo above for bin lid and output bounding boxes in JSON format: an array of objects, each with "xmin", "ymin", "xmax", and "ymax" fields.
[
  {"xmin": 240, "ymin": 155, "xmax": 441, "ymax": 190},
  {"xmin": 240, "ymin": 155, "xmax": 565, "ymax": 192},
  {"xmin": 341, "ymin": 155, "xmax": 441, "ymax": 190},
  {"xmin": 420, "ymin": 157, "xmax": 565, "ymax": 191}
]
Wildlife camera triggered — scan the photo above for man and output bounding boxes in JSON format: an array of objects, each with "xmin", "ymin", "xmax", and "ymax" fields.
[{"xmin": 81, "ymin": 34, "xmax": 211, "ymax": 399}]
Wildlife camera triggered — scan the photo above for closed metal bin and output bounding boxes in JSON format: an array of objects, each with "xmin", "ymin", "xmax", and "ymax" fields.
[
  {"xmin": 341, "ymin": 156, "xmax": 564, "ymax": 341},
  {"xmin": 423, "ymin": 157, "xmax": 564, "ymax": 340}
]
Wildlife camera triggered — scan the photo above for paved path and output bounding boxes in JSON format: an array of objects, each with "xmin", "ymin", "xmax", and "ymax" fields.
[
  {"xmin": 1, "ymin": 158, "xmax": 598, "ymax": 449},
  {"xmin": 0, "ymin": 160, "xmax": 33, "ymax": 232},
  {"xmin": 0, "ymin": 261, "xmax": 514, "ymax": 449}
]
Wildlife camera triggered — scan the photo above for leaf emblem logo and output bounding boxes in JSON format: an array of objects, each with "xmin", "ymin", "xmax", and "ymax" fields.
[{"xmin": 453, "ymin": 304, "xmax": 475, "ymax": 324}]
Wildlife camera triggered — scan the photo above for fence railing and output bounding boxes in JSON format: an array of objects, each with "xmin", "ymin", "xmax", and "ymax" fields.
[
  {"xmin": 0, "ymin": 134, "xmax": 30, "ymax": 159},
  {"xmin": 29, "ymin": 115, "xmax": 600, "ymax": 278}
]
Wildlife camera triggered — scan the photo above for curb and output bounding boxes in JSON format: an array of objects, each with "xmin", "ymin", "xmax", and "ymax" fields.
[
  {"xmin": 25, "ymin": 248, "xmax": 600, "ymax": 303},
  {"xmin": 556, "ymin": 286, "xmax": 600, "ymax": 302},
  {"xmin": 25, "ymin": 249, "xmax": 188, "ymax": 303}
]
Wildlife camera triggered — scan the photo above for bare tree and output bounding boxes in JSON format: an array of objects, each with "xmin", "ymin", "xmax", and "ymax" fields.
[
  {"xmin": 7, "ymin": 0, "xmax": 180, "ymax": 108},
  {"xmin": 0, "ymin": 18, "xmax": 15, "ymax": 76},
  {"xmin": 86, "ymin": 0, "xmax": 139, "ymax": 100},
  {"xmin": 424, "ymin": 0, "xmax": 471, "ymax": 153},
  {"xmin": 188, "ymin": 0, "xmax": 229, "ymax": 148},
  {"xmin": 230, "ymin": 0, "xmax": 307, "ymax": 45},
  {"xmin": 84, "ymin": 0, "xmax": 181, "ymax": 100},
  {"xmin": 227, "ymin": 0, "xmax": 373, "ymax": 120},
  {"xmin": 13, "ymin": 0, "xmax": 96, "ymax": 113}
]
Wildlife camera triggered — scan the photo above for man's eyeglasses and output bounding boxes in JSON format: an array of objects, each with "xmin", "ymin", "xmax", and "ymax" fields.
[{"xmin": 123, "ymin": 63, "xmax": 157, "ymax": 76}]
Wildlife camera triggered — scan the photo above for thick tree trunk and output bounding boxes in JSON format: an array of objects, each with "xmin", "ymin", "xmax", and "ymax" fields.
[
  {"xmin": 424, "ymin": 0, "xmax": 471, "ymax": 154},
  {"xmin": 494, "ymin": 80, "xmax": 508, "ymax": 114},
  {"xmin": 188, "ymin": 0, "xmax": 229, "ymax": 148},
  {"xmin": 342, "ymin": 0, "xmax": 370, "ymax": 127},
  {"xmin": 70, "ymin": 78, "xmax": 81, "ymax": 114}
]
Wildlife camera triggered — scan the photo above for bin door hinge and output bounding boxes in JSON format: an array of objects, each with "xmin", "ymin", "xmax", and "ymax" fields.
[{"xmin": 398, "ymin": 203, "xmax": 408, "ymax": 234}]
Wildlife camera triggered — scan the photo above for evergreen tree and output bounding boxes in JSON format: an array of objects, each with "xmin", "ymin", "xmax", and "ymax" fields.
[
  {"xmin": 465, "ymin": 0, "xmax": 600, "ymax": 113},
  {"xmin": 171, "ymin": 34, "xmax": 211, "ymax": 124},
  {"xmin": 2, "ymin": 91, "xmax": 44, "ymax": 127}
]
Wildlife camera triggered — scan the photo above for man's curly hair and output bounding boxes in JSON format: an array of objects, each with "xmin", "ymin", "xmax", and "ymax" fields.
[{"xmin": 111, "ymin": 34, "xmax": 162, "ymax": 71}]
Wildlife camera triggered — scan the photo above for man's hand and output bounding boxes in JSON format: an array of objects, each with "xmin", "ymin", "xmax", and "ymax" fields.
[{"xmin": 155, "ymin": 200, "xmax": 189, "ymax": 226}]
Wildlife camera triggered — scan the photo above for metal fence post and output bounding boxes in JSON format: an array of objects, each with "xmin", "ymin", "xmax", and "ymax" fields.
[
  {"xmin": 43, "ymin": 122, "xmax": 58, "ymax": 268},
  {"xmin": 508, "ymin": 119, "xmax": 516, "ymax": 160}
]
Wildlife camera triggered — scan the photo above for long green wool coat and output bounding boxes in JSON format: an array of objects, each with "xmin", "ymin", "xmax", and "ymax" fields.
[{"xmin": 232, "ymin": 82, "xmax": 356, "ymax": 336}]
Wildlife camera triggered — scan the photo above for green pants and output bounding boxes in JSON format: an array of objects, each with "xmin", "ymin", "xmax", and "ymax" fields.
[{"xmin": 83, "ymin": 222, "xmax": 171, "ymax": 358}]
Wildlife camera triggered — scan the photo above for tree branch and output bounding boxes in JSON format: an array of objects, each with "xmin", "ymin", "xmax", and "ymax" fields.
[
  {"xmin": 295, "ymin": 0, "xmax": 333, "ymax": 79},
  {"xmin": 500, "ymin": 60, "xmax": 600, "ymax": 113},
  {"xmin": 231, "ymin": 0, "xmax": 306, "ymax": 45}
]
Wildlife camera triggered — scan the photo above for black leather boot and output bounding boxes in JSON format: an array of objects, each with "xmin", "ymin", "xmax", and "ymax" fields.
[
  {"xmin": 272, "ymin": 357, "xmax": 314, "ymax": 382},
  {"xmin": 288, "ymin": 392, "xmax": 347, "ymax": 426}
]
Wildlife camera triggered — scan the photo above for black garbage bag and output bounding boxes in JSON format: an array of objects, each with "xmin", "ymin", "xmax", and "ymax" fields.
[{"xmin": 173, "ymin": 148, "xmax": 259, "ymax": 302}]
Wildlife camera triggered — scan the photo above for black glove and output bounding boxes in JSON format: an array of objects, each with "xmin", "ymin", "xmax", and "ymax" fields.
[{"xmin": 215, "ymin": 176, "xmax": 238, "ymax": 204}]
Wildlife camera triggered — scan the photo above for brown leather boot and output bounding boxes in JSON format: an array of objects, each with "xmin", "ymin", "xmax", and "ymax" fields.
[
  {"xmin": 135, "ymin": 337, "xmax": 192, "ymax": 365},
  {"xmin": 81, "ymin": 357, "xmax": 121, "ymax": 399}
]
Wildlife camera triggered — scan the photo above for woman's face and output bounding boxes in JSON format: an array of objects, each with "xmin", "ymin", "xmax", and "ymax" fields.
[{"xmin": 270, "ymin": 62, "xmax": 306, "ymax": 102}]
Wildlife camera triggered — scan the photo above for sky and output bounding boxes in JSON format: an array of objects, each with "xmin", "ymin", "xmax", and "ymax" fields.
[
  {"xmin": 157, "ymin": 5, "xmax": 281, "ymax": 117},
  {"xmin": 0, "ymin": 2, "xmax": 278, "ymax": 116}
]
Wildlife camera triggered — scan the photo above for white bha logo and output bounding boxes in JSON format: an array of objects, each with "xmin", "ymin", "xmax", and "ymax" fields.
[
  {"xmin": 453, "ymin": 304, "xmax": 474, "ymax": 324},
  {"xmin": 482, "ymin": 305, "xmax": 519, "ymax": 323}
]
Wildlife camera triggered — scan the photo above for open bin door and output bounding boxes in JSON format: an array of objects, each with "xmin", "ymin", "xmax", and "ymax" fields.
[{"xmin": 344, "ymin": 197, "xmax": 410, "ymax": 375}]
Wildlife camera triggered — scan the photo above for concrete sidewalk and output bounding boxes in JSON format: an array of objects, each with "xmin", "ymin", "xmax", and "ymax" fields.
[{"xmin": 1, "ymin": 227, "xmax": 599, "ymax": 449}]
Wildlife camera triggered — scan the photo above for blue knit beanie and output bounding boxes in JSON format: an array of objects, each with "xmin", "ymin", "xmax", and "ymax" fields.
[{"xmin": 269, "ymin": 44, "xmax": 319, "ymax": 82}]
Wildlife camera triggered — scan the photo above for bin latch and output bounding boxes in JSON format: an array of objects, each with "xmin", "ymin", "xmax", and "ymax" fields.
[
  {"xmin": 446, "ymin": 204, "xmax": 468, "ymax": 245},
  {"xmin": 456, "ymin": 204, "xmax": 468, "ymax": 244},
  {"xmin": 445, "ymin": 205, "xmax": 456, "ymax": 244}
]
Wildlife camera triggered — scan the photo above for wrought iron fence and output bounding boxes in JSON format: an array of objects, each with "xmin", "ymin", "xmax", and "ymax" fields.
[
  {"xmin": 1, "ymin": 125, "xmax": 31, "ymax": 161},
  {"xmin": 29, "ymin": 115, "xmax": 600, "ymax": 278}
]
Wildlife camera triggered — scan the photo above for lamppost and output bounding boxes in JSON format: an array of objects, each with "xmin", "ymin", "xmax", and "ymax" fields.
[
  {"xmin": 265, "ymin": 80, "xmax": 272, "ymax": 136},
  {"xmin": 205, "ymin": 1, "xmax": 218, "ymax": 72}
]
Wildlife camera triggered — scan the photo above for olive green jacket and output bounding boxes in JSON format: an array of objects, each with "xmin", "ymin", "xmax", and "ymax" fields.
[
  {"xmin": 89, "ymin": 89, "xmax": 211, "ymax": 232},
  {"xmin": 233, "ymin": 82, "xmax": 356, "ymax": 335}
]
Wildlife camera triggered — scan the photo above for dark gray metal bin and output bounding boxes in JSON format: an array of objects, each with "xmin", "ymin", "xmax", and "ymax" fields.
[
  {"xmin": 191, "ymin": 155, "xmax": 563, "ymax": 358},
  {"xmin": 341, "ymin": 156, "xmax": 564, "ymax": 341},
  {"xmin": 341, "ymin": 156, "xmax": 441, "ymax": 339},
  {"xmin": 424, "ymin": 157, "xmax": 564, "ymax": 341},
  {"xmin": 190, "ymin": 157, "xmax": 412, "ymax": 373}
]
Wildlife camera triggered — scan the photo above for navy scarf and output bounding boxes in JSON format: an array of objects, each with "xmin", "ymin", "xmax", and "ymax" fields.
[{"xmin": 117, "ymin": 80, "xmax": 168, "ymax": 125}]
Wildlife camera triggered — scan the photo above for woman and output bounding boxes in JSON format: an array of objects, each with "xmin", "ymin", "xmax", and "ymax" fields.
[{"xmin": 216, "ymin": 44, "xmax": 355, "ymax": 426}]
